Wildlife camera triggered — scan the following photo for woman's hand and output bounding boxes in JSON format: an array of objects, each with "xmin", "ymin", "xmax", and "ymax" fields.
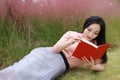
[
  {"xmin": 69, "ymin": 36, "xmax": 81, "ymax": 44},
  {"xmin": 69, "ymin": 32, "xmax": 83, "ymax": 44},
  {"xmin": 81, "ymin": 57, "xmax": 95, "ymax": 69},
  {"xmin": 52, "ymin": 31, "xmax": 82, "ymax": 53},
  {"xmin": 81, "ymin": 57, "xmax": 104, "ymax": 71}
]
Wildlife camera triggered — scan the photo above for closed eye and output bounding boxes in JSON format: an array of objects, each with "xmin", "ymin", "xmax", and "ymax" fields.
[
  {"xmin": 94, "ymin": 32, "xmax": 99, "ymax": 35},
  {"xmin": 87, "ymin": 28, "xmax": 92, "ymax": 32}
]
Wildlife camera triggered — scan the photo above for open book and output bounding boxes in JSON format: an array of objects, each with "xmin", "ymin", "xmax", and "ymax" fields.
[{"xmin": 72, "ymin": 38, "xmax": 110, "ymax": 60}]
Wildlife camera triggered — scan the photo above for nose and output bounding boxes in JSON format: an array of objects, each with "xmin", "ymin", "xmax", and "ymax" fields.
[{"xmin": 88, "ymin": 32, "xmax": 93, "ymax": 36}]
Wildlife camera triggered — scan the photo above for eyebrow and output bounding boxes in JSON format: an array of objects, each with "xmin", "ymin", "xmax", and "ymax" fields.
[{"xmin": 88, "ymin": 27, "xmax": 100, "ymax": 32}]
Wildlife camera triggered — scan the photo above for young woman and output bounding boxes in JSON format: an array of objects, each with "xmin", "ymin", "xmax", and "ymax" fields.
[{"xmin": 0, "ymin": 16, "xmax": 108, "ymax": 80}]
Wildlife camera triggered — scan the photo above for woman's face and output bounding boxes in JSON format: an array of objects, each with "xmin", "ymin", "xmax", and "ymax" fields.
[{"xmin": 83, "ymin": 23, "xmax": 101, "ymax": 41}]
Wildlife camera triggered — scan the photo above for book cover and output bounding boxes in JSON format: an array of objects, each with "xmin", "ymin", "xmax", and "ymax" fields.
[{"xmin": 72, "ymin": 39, "xmax": 110, "ymax": 61}]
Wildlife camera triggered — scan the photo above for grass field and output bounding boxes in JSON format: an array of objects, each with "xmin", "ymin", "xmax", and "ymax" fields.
[{"xmin": 0, "ymin": 17, "xmax": 120, "ymax": 80}]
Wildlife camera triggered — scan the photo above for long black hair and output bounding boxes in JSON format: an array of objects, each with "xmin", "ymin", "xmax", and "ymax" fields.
[{"xmin": 83, "ymin": 16, "xmax": 107, "ymax": 64}]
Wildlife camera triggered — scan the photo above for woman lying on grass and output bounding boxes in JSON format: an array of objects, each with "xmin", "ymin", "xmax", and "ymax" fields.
[{"xmin": 0, "ymin": 16, "xmax": 108, "ymax": 80}]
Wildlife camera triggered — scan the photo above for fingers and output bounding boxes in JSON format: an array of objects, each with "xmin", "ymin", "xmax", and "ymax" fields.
[
  {"xmin": 69, "ymin": 36, "xmax": 81, "ymax": 44},
  {"xmin": 72, "ymin": 35, "xmax": 82, "ymax": 40},
  {"xmin": 82, "ymin": 56, "xmax": 90, "ymax": 63},
  {"xmin": 90, "ymin": 57, "xmax": 95, "ymax": 65},
  {"xmin": 81, "ymin": 57, "xmax": 91, "ymax": 68},
  {"xmin": 81, "ymin": 56, "xmax": 95, "ymax": 64},
  {"xmin": 73, "ymin": 36, "xmax": 81, "ymax": 41}
]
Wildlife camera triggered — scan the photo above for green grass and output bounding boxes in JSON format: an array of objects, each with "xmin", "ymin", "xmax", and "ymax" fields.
[
  {"xmin": 0, "ymin": 17, "xmax": 83, "ymax": 68},
  {"xmin": 0, "ymin": 17, "xmax": 120, "ymax": 79}
]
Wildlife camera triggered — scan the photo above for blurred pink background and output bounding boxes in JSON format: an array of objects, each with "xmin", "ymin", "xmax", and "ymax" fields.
[{"xmin": 0, "ymin": 0, "xmax": 120, "ymax": 20}]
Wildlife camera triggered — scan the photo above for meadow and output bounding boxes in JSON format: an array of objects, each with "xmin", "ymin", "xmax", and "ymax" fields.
[{"xmin": 0, "ymin": 17, "xmax": 120, "ymax": 80}]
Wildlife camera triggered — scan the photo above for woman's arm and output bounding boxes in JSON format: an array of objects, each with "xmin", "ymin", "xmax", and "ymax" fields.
[
  {"xmin": 52, "ymin": 37, "xmax": 74, "ymax": 53},
  {"xmin": 52, "ymin": 31, "xmax": 81, "ymax": 53}
]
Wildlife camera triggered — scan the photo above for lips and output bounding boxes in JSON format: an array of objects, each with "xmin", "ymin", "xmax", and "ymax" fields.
[{"xmin": 86, "ymin": 36, "xmax": 91, "ymax": 40}]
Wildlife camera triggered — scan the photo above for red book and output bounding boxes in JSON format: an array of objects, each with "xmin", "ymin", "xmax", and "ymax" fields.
[{"xmin": 72, "ymin": 38, "xmax": 110, "ymax": 61}]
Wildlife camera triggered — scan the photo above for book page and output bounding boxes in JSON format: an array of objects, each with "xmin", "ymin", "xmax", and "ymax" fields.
[{"xmin": 81, "ymin": 38, "xmax": 98, "ymax": 48}]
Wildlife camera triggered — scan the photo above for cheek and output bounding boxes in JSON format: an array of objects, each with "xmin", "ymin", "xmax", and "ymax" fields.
[
  {"xmin": 93, "ymin": 34, "xmax": 98, "ymax": 39},
  {"xmin": 83, "ymin": 29, "xmax": 88, "ymax": 34}
]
